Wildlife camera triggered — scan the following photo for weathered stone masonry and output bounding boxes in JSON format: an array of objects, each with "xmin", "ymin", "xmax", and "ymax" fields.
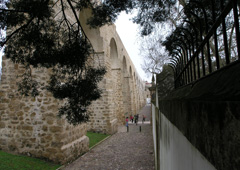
[
  {"xmin": 0, "ymin": 7, "xmax": 147, "ymax": 164},
  {"xmin": 80, "ymin": 8, "xmax": 147, "ymax": 134},
  {"xmin": 0, "ymin": 61, "xmax": 89, "ymax": 164}
]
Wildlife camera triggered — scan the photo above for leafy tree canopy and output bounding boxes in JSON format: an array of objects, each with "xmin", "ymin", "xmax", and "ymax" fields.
[
  {"xmin": 0, "ymin": 0, "xmax": 179, "ymax": 125},
  {"xmin": 0, "ymin": 0, "xmax": 107, "ymax": 125},
  {"xmin": 89, "ymin": 0, "xmax": 177, "ymax": 35}
]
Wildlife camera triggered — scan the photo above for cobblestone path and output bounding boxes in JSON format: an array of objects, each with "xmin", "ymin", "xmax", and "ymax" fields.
[{"xmin": 63, "ymin": 104, "xmax": 155, "ymax": 170}]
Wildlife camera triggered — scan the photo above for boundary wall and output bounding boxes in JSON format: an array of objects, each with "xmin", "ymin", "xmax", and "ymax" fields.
[{"xmin": 152, "ymin": 62, "xmax": 240, "ymax": 170}]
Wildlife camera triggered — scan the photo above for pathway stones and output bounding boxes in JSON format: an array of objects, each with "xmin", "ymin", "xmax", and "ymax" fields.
[{"xmin": 63, "ymin": 105, "xmax": 155, "ymax": 170}]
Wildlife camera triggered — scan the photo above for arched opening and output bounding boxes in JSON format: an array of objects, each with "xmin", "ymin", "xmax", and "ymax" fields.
[
  {"xmin": 129, "ymin": 66, "xmax": 135, "ymax": 115},
  {"xmin": 122, "ymin": 56, "xmax": 131, "ymax": 117},
  {"xmin": 133, "ymin": 72, "xmax": 137, "ymax": 114},
  {"xmin": 129, "ymin": 66, "xmax": 132, "ymax": 78},
  {"xmin": 110, "ymin": 38, "xmax": 118, "ymax": 68},
  {"xmin": 109, "ymin": 38, "xmax": 123, "ymax": 126},
  {"xmin": 79, "ymin": 8, "xmax": 103, "ymax": 52},
  {"xmin": 122, "ymin": 56, "xmax": 127, "ymax": 76}
]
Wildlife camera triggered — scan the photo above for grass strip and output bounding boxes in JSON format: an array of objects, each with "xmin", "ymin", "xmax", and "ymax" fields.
[
  {"xmin": 0, "ymin": 132, "xmax": 109, "ymax": 169},
  {"xmin": 0, "ymin": 150, "xmax": 61, "ymax": 170},
  {"xmin": 86, "ymin": 132, "xmax": 110, "ymax": 148}
]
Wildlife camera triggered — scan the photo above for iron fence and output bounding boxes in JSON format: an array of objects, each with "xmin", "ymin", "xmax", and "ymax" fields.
[{"xmin": 169, "ymin": 0, "xmax": 240, "ymax": 88}]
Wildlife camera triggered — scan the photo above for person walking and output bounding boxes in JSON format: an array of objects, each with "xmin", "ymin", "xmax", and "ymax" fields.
[
  {"xmin": 142, "ymin": 115, "xmax": 146, "ymax": 124},
  {"xmin": 126, "ymin": 117, "xmax": 129, "ymax": 127},
  {"xmin": 130, "ymin": 115, "xmax": 133, "ymax": 123},
  {"xmin": 134, "ymin": 114, "xmax": 138, "ymax": 125}
]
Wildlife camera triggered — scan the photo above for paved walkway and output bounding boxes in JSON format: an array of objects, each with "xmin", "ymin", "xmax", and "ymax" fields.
[{"xmin": 63, "ymin": 104, "xmax": 155, "ymax": 170}]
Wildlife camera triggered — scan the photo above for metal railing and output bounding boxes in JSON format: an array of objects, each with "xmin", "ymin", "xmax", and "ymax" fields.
[{"xmin": 168, "ymin": 0, "xmax": 240, "ymax": 88}]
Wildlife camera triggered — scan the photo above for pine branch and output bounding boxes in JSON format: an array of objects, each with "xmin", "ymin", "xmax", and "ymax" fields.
[
  {"xmin": 0, "ymin": 8, "xmax": 28, "ymax": 13},
  {"xmin": 0, "ymin": 16, "xmax": 35, "ymax": 48}
]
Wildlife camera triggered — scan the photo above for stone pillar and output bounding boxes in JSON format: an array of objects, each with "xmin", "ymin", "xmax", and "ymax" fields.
[{"xmin": 0, "ymin": 57, "xmax": 89, "ymax": 164}]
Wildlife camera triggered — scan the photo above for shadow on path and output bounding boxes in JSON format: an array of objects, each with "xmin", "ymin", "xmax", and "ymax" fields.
[{"xmin": 63, "ymin": 105, "xmax": 155, "ymax": 170}]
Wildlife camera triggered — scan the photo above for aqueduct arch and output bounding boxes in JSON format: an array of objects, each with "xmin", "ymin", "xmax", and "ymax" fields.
[
  {"xmin": 110, "ymin": 38, "xmax": 119, "ymax": 68},
  {"xmin": 0, "ymin": 6, "xmax": 148, "ymax": 164},
  {"xmin": 79, "ymin": 8, "xmax": 103, "ymax": 52},
  {"xmin": 122, "ymin": 56, "xmax": 131, "ymax": 117},
  {"xmin": 109, "ymin": 38, "xmax": 124, "ymax": 126}
]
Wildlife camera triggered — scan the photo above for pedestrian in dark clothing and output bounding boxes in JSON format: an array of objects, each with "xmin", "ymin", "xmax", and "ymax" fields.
[
  {"xmin": 130, "ymin": 115, "xmax": 133, "ymax": 123},
  {"xmin": 142, "ymin": 115, "xmax": 146, "ymax": 124},
  {"xmin": 134, "ymin": 114, "xmax": 138, "ymax": 125}
]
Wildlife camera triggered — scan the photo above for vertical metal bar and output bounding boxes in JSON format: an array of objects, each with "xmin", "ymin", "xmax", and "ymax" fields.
[
  {"xmin": 189, "ymin": 21, "xmax": 201, "ymax": 78},
  {"xmin": 197, "ymin": 17, "xmax": 206, "ymax": 76},
  {"xmin": 196, "ymin": 52, "xmax": 200, "ymax": 78},
  {"xmin": 184, "ymin": 49, "xmax": 190, "ymax": 84},
  {"xmin": 179, "ymin": 48, "xmax": 188, "ymax": 84},
  {"xmin": 188, "ymin": 50, "xmax": 192, "ymax": 82},
  {"xmin": 188, "ymin": 11, "xmax": 206, "ymax": 76},
  {"xmin": 181, "ymin": 35, "xmax": 193, "ymax": 83},
  {"xmin": 174, "ymin": 78, "xmax": 176, "ymax": 88},
  {"xmin": 212, "ymin": 0, "xmax": 220, "ymax": 69},
  {"xmin": 174, "ymin": 61, "xmax": 177, "ymax": 78},
  {"xmin": 176, "ymin": 61, "xmax": 179, "ymax": 78},
  {"xmin": 201, "ymin": 43, "xmax": 206, "ymax": 76},
  {"xmin": 193, "ymin": 57, "xmax": 196, "ymax": 80},
  {"xmin": 179, "ymin": 54, "xmax": 184, "ymax": 85},
  {"xmin": 186, "ymin": 49, "xmax": 192, "ymax": 83},
  {"xmin": 191, "ymin": 40, "xmax": 197, "ymax": 80},
  {"xmin": 182, "ymin": 72, "xmax": 185, "ymax": 85},
  {"xmin": 178, "ymin": 57, "xmax": 182, "ymax": 86},
  {"xmin": 179, "ymin": 51, "xmax": 187, "ymax": 85},
  {"xmin": 193, "ymin": 47, "xmax": 197, "ymax": 81},
  {"xmin": 175, "ymin": 73, "xmax": 177, "ymax": 88},
  {"xmin": 188, "ymin": 47, "xmax": 194, "ymax": 81},
  {"xmin": 207, "ymin": 41, "xmax": 212, "ymax": 73},
  {"xmin": 182, "ymin": 53, "xmax": 187, "ymax": 85},
  {"xmin": 193, "ymin": 32, "xmax": 201, "ymax": 78},
  {"xmin": 171, "ymin": 64, "xmax": 177, "ymax": 88},
  {"xmin": 233, "ymin": 0, "xmax": 240, "ymax": 60},
  {"xmin": 178, "ymin": 58, "xmax": 182, "ymax": 84},
  {"xmin": 220, "ymin": 0, "xmax": 230, "ymax": 64},
  {"xmin": 195, "ymin": 38, "xmax": 201, "ymax": 78},
  {"xmin": 198, "ymin": 1, "xmax": 212, "ymax": 73}
]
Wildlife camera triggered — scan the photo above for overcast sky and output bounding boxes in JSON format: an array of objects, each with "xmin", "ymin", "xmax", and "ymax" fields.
[
  {"xmin": 115, "ymin": 12, "xmax": 151, "ymax": 82},
  {"xmin": 0, "ymin": 49, "xmax": 2, "ymax": 68}
]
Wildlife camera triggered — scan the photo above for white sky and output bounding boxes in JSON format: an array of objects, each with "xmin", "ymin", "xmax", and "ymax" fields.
[
  {"xmin": 115, "ymin": 12, "xmax": 151, "ymax": 82},
  {"xmin": 0, "ymin": 49, "xmax": 2, "ymax": 68}
]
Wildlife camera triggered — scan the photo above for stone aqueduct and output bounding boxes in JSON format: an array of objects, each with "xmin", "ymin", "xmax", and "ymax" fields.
[{"xmin": 0, "ymin": 8, "xmax": 148, "ymax": 163}]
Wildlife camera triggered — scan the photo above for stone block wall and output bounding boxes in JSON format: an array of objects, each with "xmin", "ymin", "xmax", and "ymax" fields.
[
  {"xmin": 84, "ymin": 21, "xmax": 147, "ymax": 134},
  {"xmin": 0, "ymin": 5, "xmax": 148, "ymax": 164},
  {"xmin": 0, "ymin": 57, "xmax": 89, "ymax": 164}
]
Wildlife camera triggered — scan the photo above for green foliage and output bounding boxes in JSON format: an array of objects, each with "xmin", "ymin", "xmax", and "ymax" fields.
[
  {"xmin": 88, "ymin": 0, "xmax": 134, "ymax": 28},
  {"xmin": 17, "ymin": 69, "xmax": 39, "ymax": 97},
  {"xmin": 86, "ymin": 132, "xmax": 109, "ymax": 148},
  {"xmin": 0, "ymin": 0, "xmax": 106, "ymax": 125},
  {"xmin": 89, "ymin": 0, "xmax": 177, "ymax": 36},
  {"xmin": 0, "ymin": 150, "xmax": 60, "ymax": 170},
  {"xmin": 131, "ymin": 0, "xmax": 177, "ymax": 35}
]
